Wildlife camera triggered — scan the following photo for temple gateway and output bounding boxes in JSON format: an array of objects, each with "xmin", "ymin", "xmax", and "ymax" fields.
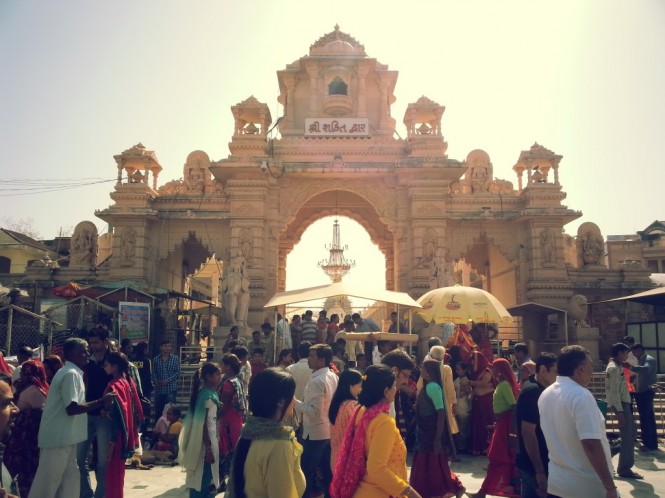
[{"xmin": 57, "ymin": 27, "xmax": 652, "ymax": 355}]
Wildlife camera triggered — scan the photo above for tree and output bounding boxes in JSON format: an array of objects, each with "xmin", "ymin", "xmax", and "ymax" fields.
[{"xmin": 0, "ymin": 217, "xmax": 41, "ymax": 239}]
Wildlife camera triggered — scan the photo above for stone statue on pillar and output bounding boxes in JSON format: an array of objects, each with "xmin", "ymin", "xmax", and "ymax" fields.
[{"xmin": 222, "ymin": 248, "xmax": 251, "ymax": 327}]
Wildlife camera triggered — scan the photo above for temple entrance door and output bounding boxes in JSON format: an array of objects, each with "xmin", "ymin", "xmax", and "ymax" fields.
[{"xmin": 278, "ymin": 190, "xmax": 396, "ymax": 294}]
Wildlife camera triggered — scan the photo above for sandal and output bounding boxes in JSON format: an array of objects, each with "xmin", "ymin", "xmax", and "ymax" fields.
[{"xmin": 618, "ymin": 471, "xmax": 644, "ymax": 479}]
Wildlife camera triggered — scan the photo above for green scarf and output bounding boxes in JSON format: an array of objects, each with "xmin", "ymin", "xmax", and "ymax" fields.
[
  {"xmin": 239, "ymin": 415, "xmax": 295, "ymax": 441},
  {"xmin": 225, "ymin": 416, "xmax": 297, "ymax": 498}
]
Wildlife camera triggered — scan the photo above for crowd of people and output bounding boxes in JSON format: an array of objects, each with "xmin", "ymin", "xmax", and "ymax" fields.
[
  {"xmin": 0, "ymin": 311, "xmax": 660, "ymax": 498},
  {"xmin": 0, "ymin": 324, "xmax": 188, "ymax": 498},
  {"xmin": 176, "ymin": 312, "xmax": 661, "ymax": 498}
]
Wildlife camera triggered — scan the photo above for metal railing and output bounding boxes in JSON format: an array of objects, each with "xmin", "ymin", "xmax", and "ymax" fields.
[{"xmin": 0, "ymin": 304, "xmax": 61, "ymax": 355}]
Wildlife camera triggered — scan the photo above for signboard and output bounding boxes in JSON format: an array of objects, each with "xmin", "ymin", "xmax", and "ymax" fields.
[
  {"xmin": 118, "ymin": 301, "xmax": 150, "ymax": 344},
  {"xmin": 305, "ymin": 118, "xmax": 370, "ymax": 137}
]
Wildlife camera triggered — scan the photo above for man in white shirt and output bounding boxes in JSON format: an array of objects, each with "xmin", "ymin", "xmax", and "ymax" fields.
[
  {"xmin": 287, "ymin": 342, "xmax": 314, "ymax": 403},
  {"xmin": 30, "ymin": 338, "xmax": 115, "ymax": 498},
  {"xmin": 295, "ymin": 344, "xmax": 338, "ymax": 498},
  {"xmin": 277, "ymin": 313, "xmax": 293, "ymax": 350},
  {"xmin": 287, "ymin": 341, "xmax": 313, "ymax": 436},
  {"xmin": 538, "ymin": 345, "xmax": 618, "ymax": 498}
]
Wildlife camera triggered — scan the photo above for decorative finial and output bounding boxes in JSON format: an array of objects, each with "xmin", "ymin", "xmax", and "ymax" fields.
[{"xmin": 334, "ymin": 24, "xmax": 340, "ymax": 31}]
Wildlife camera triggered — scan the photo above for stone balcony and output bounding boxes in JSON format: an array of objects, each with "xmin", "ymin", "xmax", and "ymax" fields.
[{"xmin": 322, "ymin": 94, "xmax": 353, "ymax": 116}]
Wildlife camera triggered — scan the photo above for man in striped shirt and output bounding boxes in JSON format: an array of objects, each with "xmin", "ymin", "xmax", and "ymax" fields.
[
  {"xmin": 152, "ymin": 340, "xmax": 180, "ymax": 422},
  {"xmin": 300, "ymin": 310, "xmax": 319, "ymax": 344}
]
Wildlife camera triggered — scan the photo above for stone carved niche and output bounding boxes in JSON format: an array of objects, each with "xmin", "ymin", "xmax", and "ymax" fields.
[
  {"xmin": 119, "ymin": 227, "xmax": 137, "ymax": 266},
  {"xmin": 422, "ymin": 227, "xmax": 438, "ymax": 264},
  {"xmin": 577, "ymin": 222, "xmax": 605, "ymax": 267},
  {"xmin": 540, "ymin": 228, "xmax": 557, "ymax": 267},
  {"xmin": 238, "ymin": 228, "xmax": 253, "ymax": 265},
  {"xmin": 71, "ymin": 221, "xmax": 98, "ymax": 268},
  {"xmin": 183, "ymin": 151, "xmax": 213, "ymax": 195}
]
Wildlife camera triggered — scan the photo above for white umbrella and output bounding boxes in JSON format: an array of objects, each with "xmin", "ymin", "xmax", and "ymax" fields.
[{"xmin": 416, "ymin": 285, "xmax": 512, "ymax": 325}]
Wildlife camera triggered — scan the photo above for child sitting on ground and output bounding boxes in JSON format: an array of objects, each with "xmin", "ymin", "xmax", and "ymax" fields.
[
  {"xmin": 154, "ymin": 406, "xmax": 182, "ymax": 454},
  {"xmin": 142, "ymin": 406, "xmax": 183, "ymax": 464}
]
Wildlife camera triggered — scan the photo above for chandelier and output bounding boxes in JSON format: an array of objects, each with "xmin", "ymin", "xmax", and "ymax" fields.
[{"xmin": 318, "ymin": 218, "xmax": 355, "ymax": 282}]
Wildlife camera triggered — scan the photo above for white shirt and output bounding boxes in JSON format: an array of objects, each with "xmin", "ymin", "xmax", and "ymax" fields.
[
  {"xmin": 38, "ymin": 361, "xmax": 88, "ymax": 449},
  {"xmin": 296, "ymin": 367, "xmax": 338, "ymax": 440},
  {"xmin": 277, "ymin": 319, "xmax": 293, "ymax": 349},
  {"xmin": 539, "ymin": 376, "xmax": 612, "ymax": 497},
  {"xmin": 286, "ymin": 359, "xmax": 312, "ymax": 402}
]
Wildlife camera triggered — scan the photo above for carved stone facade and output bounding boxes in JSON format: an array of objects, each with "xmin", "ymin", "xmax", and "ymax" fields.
[{"xmin": 85, "ymin": 27, "xmax": 653, "ymax": 347}]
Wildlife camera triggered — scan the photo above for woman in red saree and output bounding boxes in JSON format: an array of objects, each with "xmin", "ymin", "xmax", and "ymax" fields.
[
  {"xmin": 468, "ymin": 351, "xmax": 495, "ymax": 455},
  {"xmin": 103, "ymin": 352, "xmax": 144, "ymax": 498},
  {"xmin": 4, "ymin": 359, "xmax": 49, "ymax": 497},
  {"xmin": 469, "ymin": 358, "xmax": 520, "ymax": 498}
]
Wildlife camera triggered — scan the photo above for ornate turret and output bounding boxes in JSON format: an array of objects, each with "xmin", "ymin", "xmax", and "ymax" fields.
[
  {"xmin": 229, "ymin": 96, "xmax": 272, "ymax": 157},
  {"xmin": 403, "ymin": 96, "xmax": 448, "ymax": 157},
  {"xmin": 113, "ymin": 143, "xmax": 162, "ymax": 189},
  {"xmin": 512, "ymin": 142, "xmax": 562, "ymax": 191}
]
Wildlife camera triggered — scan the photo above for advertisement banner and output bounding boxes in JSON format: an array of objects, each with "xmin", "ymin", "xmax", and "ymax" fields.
[{"xmin": 118, "ymin": 302, "xmax": 150, "ymax": 344}]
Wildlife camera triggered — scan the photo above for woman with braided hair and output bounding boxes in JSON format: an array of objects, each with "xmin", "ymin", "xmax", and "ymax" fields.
[{"xmin": 179, "ymin": 362, "xmax": 222, "ymax": 498}]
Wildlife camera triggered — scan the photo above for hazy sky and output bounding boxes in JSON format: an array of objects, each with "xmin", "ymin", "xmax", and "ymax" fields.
[{"xmin": 1, "ymin": 0, "xmax": 663, "ymax": 294}]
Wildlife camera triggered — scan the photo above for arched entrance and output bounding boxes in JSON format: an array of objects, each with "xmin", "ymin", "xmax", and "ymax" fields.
[{"xmin": 278, "ymin": 189, "xmax": 395, "ymax": 292}]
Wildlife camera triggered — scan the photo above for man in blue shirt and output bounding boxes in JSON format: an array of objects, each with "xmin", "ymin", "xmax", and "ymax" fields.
[
  {"xmin": 152, "ymin": 340, "xmax": 180, "ymax": 424},
  {"xmin": 630, "ymin": 343, "xmax": 659, "ymax": 451}
]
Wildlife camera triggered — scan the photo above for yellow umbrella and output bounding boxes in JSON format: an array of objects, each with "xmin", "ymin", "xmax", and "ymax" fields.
[{"xmin": 416, "ymin": 285, "xmax": 512, "ymax": 325}]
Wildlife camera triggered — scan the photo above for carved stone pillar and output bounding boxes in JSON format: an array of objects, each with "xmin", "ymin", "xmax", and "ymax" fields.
[
  {"xmin": 306, "ymin": 64, "xmax": 319, "ymax": 115},
  {"xmin": 379, "ymin": 74, "xmax": 390, "ymax": 129},
  {"xmin": 284, "ymin": 73, "xmax": 297, "ymax": 129},
  {"xmin": 357, "ymin": 64, "xmax": 369, "ymax": 118}
]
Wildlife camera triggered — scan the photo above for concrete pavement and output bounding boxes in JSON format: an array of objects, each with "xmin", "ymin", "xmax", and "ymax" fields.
[{"xmin": 117, "ymin": 448, "xmax": 665, "ymax": 497}]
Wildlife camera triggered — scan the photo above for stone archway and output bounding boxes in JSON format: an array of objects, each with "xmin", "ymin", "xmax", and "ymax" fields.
[
  {"xmin": 157, "ymin": 232, "xmax": 214, "ymax": 292},
  {"xmin": 277, "ymin": 189, "xmax": 395, "ymax": 292}
]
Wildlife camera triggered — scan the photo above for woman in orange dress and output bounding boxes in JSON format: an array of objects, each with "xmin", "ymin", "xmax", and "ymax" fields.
[
  {"xmin": 330, "ymin": 364, "xmax": 423, "ymax": 498},
  {"xmin": 328, "ymin": 369, "xmax": 362, "ymax": 469}
]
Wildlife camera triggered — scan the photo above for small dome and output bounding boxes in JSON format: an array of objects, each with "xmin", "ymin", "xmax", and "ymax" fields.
[{"xmin": 325, "ymin": 39, "xmax": 356, "ymax": 55}]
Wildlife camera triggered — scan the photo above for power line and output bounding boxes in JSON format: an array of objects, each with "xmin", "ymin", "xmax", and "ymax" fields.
[{"xmin": 0, "ymin": 178, "xmax": 116, "ymax": 196}]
